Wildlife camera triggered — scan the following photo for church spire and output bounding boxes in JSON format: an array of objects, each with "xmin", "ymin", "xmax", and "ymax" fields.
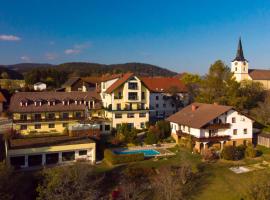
[{"xmin": 233, "ymin": 37, "xmax": 246, "ymax": 61}]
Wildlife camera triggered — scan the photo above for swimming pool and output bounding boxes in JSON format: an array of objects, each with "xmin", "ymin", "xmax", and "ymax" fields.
[{"xmin": 114, "ymin": 149, "xmax": 160, "ymax": 157}]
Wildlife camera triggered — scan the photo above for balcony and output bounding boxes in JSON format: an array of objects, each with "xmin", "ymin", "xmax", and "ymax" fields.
[
  {"xmin": 14, "ymin": 117, "xmax": 86, "ymax": 123},
  {"xmin": 203, "ymin": 123, "xmax": 231, "ymax": 129},
  {"xmin": 176, "ymin": 130, "xmax": 230, "ymax": 142}
]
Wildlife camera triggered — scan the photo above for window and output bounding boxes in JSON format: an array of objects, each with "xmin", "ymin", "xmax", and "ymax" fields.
[
  {"xmin": 100, "ymin": 124, "xmax": 103, "ymax": 131},
  {"xmin": 140, "ymin": 122, "xmax": 145, "ymax": 129},
  {"xmin": 156, "ymin": 111, "xmax": 158, "ymax": 116},
  {"xmin": 163, "ymin": 103, "xmax": 166, "ymax": 108},
  {"xmin": 35, "ymin": 124, "xmax": 41, "ymax": 129},
  {"xmin": 115, "ymin": 113, "xmax": 122, "ymax": 118},
  {"xmin": 243, "ymin": 140, "xmax": 247, "ymax": 146},
  {"xmin": 140, "ymin": 103, "xmax": 145, "ymax": 109},
  {"xmin": 20, "ymin": 125, "xmax": 27, "ymax": 130},
  {"xmin": 20, "ymin": 114, "xmax": 27, "ymax": 121},
  {"xmin": 127, "ymin": 123, "xmax": 134, "ymax": 129},
  {"xmin": 62, "ymin": 112, "xmax": 69, "ymax": 119},
  {"xmin": 47, "ymin": 113, "xmax": 55, "ymax": 119},
  {"xmin": 48, "ymin": 123, "xmax": 55, "ymax": 128},
  {"xmin": 128, "ymin": 92, "xmax": 138, "ymax": 100},
  {"xmin": 232, "ymin": 117, "xmax": 236, "ymax": 123},
  {"xmin": 105, "ymin": 125, "xmax": 110, "ymax": 131},
  {"xmin": 171, "ymin": 103, "xmax": 175, "ymax": 107},
  {"xmin": 127, "ymin": 113, "xmax": 134, "ymax": 118},
  {"xmin": 156, "ymin": 104, "xmax": 159, "ymax": 108},
  {"xmin": 233, "ymin": 129, "xmax": 237, "ymax": 135},
  {"xmin": 139, "ymin": 113, "xmax": 146, "ymax": 118},
  {"xmin": 141, "ymin": 92, "xmax": 145, "ymax": 100},
  {"xmin": 79, "ymin": 150, "xmax": 87, "ymax": 156},
  {"xmin": 75, "ymin": 112, "xmax": 82, "ymax": 118},
  {"xmin": 62, "ymin": 123, "xmax": 68, "ymax": 128},
  {"xmin": 62, "ymin": 151, "xmax": 75, "ymax": 161},
  {"xmin": 117, "ymin": 103, "xmax": 121, "ymax": 110},
  {"xmin": 243, "ymin": 128, "xmax": 247, "ymax": 134},
  {"xmin": 128, "ymin": 82, "xmax": 138, "ymax": 90},
  {"xmin": 233, "ymin": 141, "xmax": 237, "ymax": 146},
  {"xmin": 156, "ymin": 95, "xmax": 159, "ymax": 100},
  {"xmin": 34, "ymin": 113, "xmax": 41, "ymax": 120}
]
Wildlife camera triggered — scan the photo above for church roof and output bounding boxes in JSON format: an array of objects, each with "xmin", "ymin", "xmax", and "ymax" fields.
[
  {"xmin": 249, "ymin": 69, "xmax": 270, "ymax": 80},
  {"xmin": 233, "ymin": 38, "xmax": 246, "ymax": 62}
]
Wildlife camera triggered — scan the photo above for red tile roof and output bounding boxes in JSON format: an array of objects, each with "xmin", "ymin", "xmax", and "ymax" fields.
[
  {"xmin": 140, "ymin": 77, "xmax": 187, "ymax": 93},
  {"xmin": 105, "ymin": 73, "xmax": 134, "ymax": 93},
  {"xmin": 0, "ymin": 92, "xmax": 6, "ymax": 102},
  {"xmin": 166, "ymin": 103, "xmax": 233, "ymax": 128},
  {"xmin": 9, "ymin": 91, "xmax": 101, "ymax": 113},
  {"xmin": 249, "ymin": 69, "xmax": 270, "ymax": 80}
]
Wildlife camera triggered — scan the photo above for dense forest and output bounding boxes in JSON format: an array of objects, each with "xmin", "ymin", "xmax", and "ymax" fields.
[{"xmin": 0, "ymin": 62, "xmax": 177, "ymax": 88}]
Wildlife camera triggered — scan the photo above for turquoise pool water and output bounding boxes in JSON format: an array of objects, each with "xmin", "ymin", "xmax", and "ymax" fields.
[{"xmin": 114, "ymin": 149, "xmax": 160, "ymax": 157}]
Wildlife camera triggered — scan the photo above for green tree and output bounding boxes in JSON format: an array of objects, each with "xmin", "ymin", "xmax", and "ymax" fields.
[
  {"xmin": 145, "ymin": 126, "xmax": 159, "ymax": 144},
  {"xmin": 156, "ymin": 120, "xmax": 171, "ymax": 139},
  {"xmin": 181, "ymin": 73, "xmax": 202, "ymax": 102},
  {"xmin": 1, "ymin": 72, "xmax": 9, "ymax": 79},
  {"xmin": 251, "ymin": 94, "xmax": 270, "ymax": 125}
]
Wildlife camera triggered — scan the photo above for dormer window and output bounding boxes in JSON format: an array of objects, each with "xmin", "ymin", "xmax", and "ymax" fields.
[
  {"xmin": 20, "ymin": 99, "xmax": 28, "ymax": 107},
  {"xmin": 62, "ymin": 98, "xmax": 71, "ymax": 105},
  {"xmin": 48, "ymin": 98, "xmax": 56, "ymax": 106},
  {"xmin": 34, "ymin": 99, "xmax": 42, "ymax": 107}
]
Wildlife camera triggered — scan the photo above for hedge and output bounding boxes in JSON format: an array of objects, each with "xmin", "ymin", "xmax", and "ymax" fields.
[{"xmin": 104, "ymin": 149, "xmax": 144, "ymax": 165}]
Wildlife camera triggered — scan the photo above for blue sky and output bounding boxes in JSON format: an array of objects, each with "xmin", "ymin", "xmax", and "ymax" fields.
[{"xmin": 1, "ymin": 0, "xmax": 270, "ymax": 74}]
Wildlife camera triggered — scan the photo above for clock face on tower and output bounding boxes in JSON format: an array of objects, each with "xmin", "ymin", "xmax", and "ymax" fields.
[
  {"xmin": 235, "ymin": 62, "xmax": 238, "ymax": 65},
  {"xmin": 243, "ymin": 61, "xmax": 246, "ymax": 65}
]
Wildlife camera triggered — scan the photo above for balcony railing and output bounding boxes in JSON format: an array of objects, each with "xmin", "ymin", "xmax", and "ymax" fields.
[
  {"xmin": 176, "ymin": 130, "xmax": 230, "ymax": 142},
  {"xmin": 14, "ymin": 117, "xmax": 86, "ymax": 123},
  {"xmin": 203, "ymin": 123, "xmax": 231, "ymax": 129}
]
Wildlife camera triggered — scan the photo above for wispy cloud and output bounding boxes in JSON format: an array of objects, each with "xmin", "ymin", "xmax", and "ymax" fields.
[
  {"xmin": 64, "ymin": 42, "xmax": 91, "ymax": 55},
  {"xmin": 20, "ymin": 56, "xmax": 31, "ymax": 62},
  {"xmin": 45, "ymin": 53, "xmax": 57, "ymax": 60},
  {"xmin": 64, "ymin": 49, "xmax": 81, "ymax": 55},
  {"xmin": 0, "ymin": 34, "xmax": 21, "ymax": 41}
]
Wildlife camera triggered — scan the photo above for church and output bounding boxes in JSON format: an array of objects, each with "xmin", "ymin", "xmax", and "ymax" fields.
[{"xmin": 231, "ymin": 38, "xmax": 270, "ymax": 90}]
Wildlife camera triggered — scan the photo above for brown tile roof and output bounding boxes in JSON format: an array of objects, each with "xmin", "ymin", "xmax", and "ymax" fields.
[
  {"xmin": 105, "ymin": 73, "xmax": 134, "ymax": 93},
  {"xmin": 9, "ymin": 135, "xmax": 94, "ymax": 149},
  {"xmin": 0, "ymin": 92, "xmax": 7, "ymax": 102},
  {"xmin": 9, "ymin": 91, "xmax": 101, "ymax": 113},
  {"xmin": 140, "ymin": 77, "xmax": 187, "ymax": 93},
  {"xmin": 249, "ymin": 69, "xmax": 270, "ymax": 80},
  {"xmin": 166, "ymin": 103, "xmax": 233, "ymax": 129},
  {"xmin": 62, "ymin": 77, "xmax": 81, "ymax": 87}
]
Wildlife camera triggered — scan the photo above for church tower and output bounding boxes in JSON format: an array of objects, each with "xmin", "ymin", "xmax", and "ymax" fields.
[{"xmin": 231, "ymin": 38, "xmax": 250, "ymax": 82}]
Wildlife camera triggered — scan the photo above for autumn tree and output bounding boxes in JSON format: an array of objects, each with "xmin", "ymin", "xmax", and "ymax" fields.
[{"xmin": 37, "ymin": 163, "xmax": 103, "ymax": 200}]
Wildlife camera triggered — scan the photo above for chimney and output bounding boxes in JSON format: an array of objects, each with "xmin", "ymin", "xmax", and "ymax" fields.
[{"xmin": 191, "ymin": 104, "xmax": 198, "ymax": 111}]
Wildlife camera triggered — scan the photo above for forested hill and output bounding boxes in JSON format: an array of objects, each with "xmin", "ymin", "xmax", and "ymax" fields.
[{"xmin": 4, "ymin": 62, "xmax": 177, "ymax": 77}]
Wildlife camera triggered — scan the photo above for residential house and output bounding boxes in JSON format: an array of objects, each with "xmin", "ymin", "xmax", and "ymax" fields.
[
  {"xmin": 9, "ymin": 91, "xmax": 105, "ymax": 135},
  {"xmin": 61, "ymin": 77, "xmax": 97, "ymax": 92},
  {"xmin": 141, "ymin": 77, "xmax": 188, "ymax": 120},
  {"xmin": 100, "ymin": 73, "xmax": 150, "ymax": 129},
  {"xmin": 33, "ymin": 82, "xmax": 47, "ymax": 91},
  {"xmin": 167, "ymin": 103, "xmax": 253, "ymax": 152}
]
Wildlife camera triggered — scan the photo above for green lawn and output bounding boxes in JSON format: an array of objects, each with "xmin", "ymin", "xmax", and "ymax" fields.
[{"xmin": 94, "ymin": 146, "xmax": 270, "ymax": 200}]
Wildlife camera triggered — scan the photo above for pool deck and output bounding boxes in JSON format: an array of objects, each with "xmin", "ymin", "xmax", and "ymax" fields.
[{"xmin": 111, "ymin": 143, "xmax": 176, "ymax": 157}]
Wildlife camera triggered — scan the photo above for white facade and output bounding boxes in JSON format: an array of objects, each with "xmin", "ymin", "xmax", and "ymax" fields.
[
  {"xmin": 34, "ymin": 82, "xmax": 47, "ymax": 91},
  {"xmin": 150, "ymin": 92, "xmax": 187, "ymax": 119},
  {"xmin": 231, "ymin": 60, "xmax": 251, "ymax": 82},
  {"xmin": 170, "ymin": 109, "xmax": 253, "ymax": 142}
]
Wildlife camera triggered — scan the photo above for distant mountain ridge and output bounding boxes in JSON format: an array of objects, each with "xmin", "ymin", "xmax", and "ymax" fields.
[{"xmin": 0, "ymin": 62, "xmax": 177, "ymax": 78}]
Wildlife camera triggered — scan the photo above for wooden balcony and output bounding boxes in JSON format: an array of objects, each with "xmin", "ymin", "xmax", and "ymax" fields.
[
  {"xmin": 203, "ymin": 123, "xmax": 231, "ymax": 130},
  {"xmin": 13, "ymin": 117, "xmax": 85, "ymax": 123},
  {"xmin": 176, "ymin": 130, "xmax": 230, "ymax": 142}
]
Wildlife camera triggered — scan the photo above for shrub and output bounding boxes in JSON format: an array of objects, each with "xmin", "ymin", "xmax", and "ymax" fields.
[
  {"xmin": 104, "ymin": 149, "xmax": 144, "ymax": 165},
  {"xmin": 145, "ymin": 128, "xmax": 159, "ymax": 144},
  {"xmin": 221, "ymin": 145, "xmax": 245, "ymax": 160},
  {"xmin": 245, "ymin": 144, "xmax": 257, "ymax": 158},
  {"xmin": 221, "ymin": 145, "xmax": 236, "ymax": 160},
  {"xmin": 201, "ymin": 148, "xmax": 218, "ymax": 161}
]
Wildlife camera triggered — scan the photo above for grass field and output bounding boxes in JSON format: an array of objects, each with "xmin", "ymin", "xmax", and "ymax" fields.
[{"xmin": 95, "ymin": 146, "xmax": 270, "ymax": 200}]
